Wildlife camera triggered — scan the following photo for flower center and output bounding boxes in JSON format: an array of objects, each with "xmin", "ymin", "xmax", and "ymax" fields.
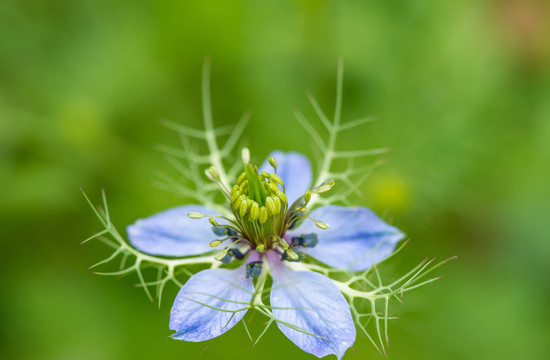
[
  {"xmin": 189, "ymin": 153, "xmax": 334, "ymax": 262},
  {"xmin": 230, "ymin": 164, "xmax": 288, "ymax": 249}
]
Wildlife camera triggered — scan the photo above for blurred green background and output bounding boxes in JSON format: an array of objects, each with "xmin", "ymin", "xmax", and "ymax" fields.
[{"xmin": 1, "ymin": 0, "xmax": 549, "ymax": 359}]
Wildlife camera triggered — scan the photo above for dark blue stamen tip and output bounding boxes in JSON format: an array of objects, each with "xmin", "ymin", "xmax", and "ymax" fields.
[
  {"xmin": 282, "ymin": 250, "xmax": 304, "ymax": 262},
  {"xmin": 227, "ymin": 228, "xmax": 238, "ymax": 237},
  {"xmin": 229, "ymin": 248, "xmax": 245, "ymax": 260},
  {"xmin": 212, "ymin": 226, "xmax": 227, "ymax": 236},
  {"xmin": 291, "ymin": 233, "xmax": 318, "ymax": 248},
  {"xmin": 220, "ymin": 252, "xmax": 233, "ymax": 264},
  {"xmin": 246, "ymin": 261, "xmax": 263, "ymax": 278}
]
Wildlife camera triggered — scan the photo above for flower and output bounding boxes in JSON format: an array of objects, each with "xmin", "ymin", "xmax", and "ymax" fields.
[{"xmin": 126, "ymin": 150, "xmax": 404, "ymax": 359}]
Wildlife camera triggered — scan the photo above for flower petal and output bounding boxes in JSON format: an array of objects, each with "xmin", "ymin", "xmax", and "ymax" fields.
[
  {"xmin": 127, "ymin": 205, "xmax": 219, "ymax": 257},
  {"xmin": 268, "ymin": 253, "xmax": 355, "ymax": 359},
  {"xmin": 291, "ymin": 205, "xmax": 404, "ymax": 271},
  {"xmin": 259, "ymin": 151, "xmax": 312, "ymax": 204},
  {"xmin": 169, "ymin": 264, "xmax": 253, "ymax": 341}
]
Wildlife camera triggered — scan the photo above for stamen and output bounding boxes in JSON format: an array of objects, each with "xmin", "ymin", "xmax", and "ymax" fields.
[
  {"xmin": 259, "ymin": 206, "xmax": 268, "ymax": 224},
  {"xmin": 187, "ymin": 212, "xmax": 205, "ymax": 219},
  {"xmin": 265, "ymin": 196, "xmax": 276, "ymax": 215},
  {"xmin": 291, "ymin": 215, "xmax": 330, "ymax": 229},
  {"xmin": 312, "ymin": 179, "xmax": 335, "ymax": 194},
  {"xmin": 304, "ymin": 190, "xmax": 311, "ymax": 205},
  {"xmin": 270, "ymin": 173, "xmax": 284, "ymax": 186},
  {"xmin": 241, "ymin": 147, "xmax": 250, "ymax": 164},
  {"xmin": 209, "ymin": 239, "xmax": 223, "ymax": 247},
  {"xmin": 284, "ymin": 249, "xmax": 300, "ymax": 260},
  {"xmin": 249, "ymin": 202, "xmax": 259, "ymax": 221},
  {"xmin": 268, "ymin": 157, "xmax": 277, "ymax": 172}
]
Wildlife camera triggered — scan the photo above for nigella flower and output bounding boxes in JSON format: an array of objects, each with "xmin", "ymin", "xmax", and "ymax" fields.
[
  {"xmin": 126, "ymin": 151, "xmax": 404, "ymax": 359},
  {"xmin": 84, "ymin": 61, "xmax": 449, "ymax": 359}
]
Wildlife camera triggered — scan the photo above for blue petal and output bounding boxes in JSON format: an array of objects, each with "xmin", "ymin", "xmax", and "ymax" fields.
[
  {"xmin": 169, "ymin": 265, "xmax": 253, "ymax": 341},
  {"xmin": 259, "ymin": 151, "xmax": 312, "ymax": 205},
  {"xmin": 290, "ymin": 205, "xmax": 404, "ymax": 271},
  {"xmin": 268, "ymin": 253, "xmax": 355, "ymax": 359},
  {"xmin": 127, "ymin": 205, "xmax": 219, "ymax": 257}
]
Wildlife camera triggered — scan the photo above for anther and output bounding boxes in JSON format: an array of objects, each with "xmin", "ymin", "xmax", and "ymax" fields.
[
  {"xmin": 268, "ymin": 182, "xmax": 280, "ymax": 194},
  {"xmin": 237, "ymin": 173, "xmax": 246, "ymax": 185},
  {"xmin": 265, "ymin": 196, "xmax": 276, "ymax": 215},
  {"xmin": 312, "ymin": 179, "xmax": 335, "ymax": 194},
  {"xmin": 273, "ymin": 196, "xmax": 281, "ymax": 214},
  {"xmin": 187, "ymin": 212, "xmax": 205, "ymax": 219},
  {"xmin": 313, "ymin": 219, "xmax": 329, "ymax": 229},
  {"xmin": 270, "ymin": 173, "xmax": 284, "ymax": 186},
  {"xmin": 304, "ymin": 190, "xmax": 311, "ymax": 205},
  {"xmin": 241, "ymin": 148, "xmax": 250, "ymax": 164},
  {"xmin": 249, "ymin": 201, "xmax": 259, "ymax": 221},
  {"xmin": 285, "ymin": 250, "xmax": 300, "ymax": 260},
  {"xmin": 268, "ymin": 157, "xmax": 278, "ymax": 171},
  {"xmin": 239, "ymin": 199, "xmax": 249, "ymax": 218},
  {"xmin": 234, "ymin": 195, "xmax": 244, "ymax": 210},
  {"xmin": 205, "ymin": 166, "xmax": 220, "ymax": 181},
  {"xmin": 276, "ymin": 190, "xmax": 287, "ymax": 204},
  {"xmin": 259, "ymin": 206, "xmax": 268, "ymax": 224},
  {"xmin": 209, "ymin": 239, "xmax": 223, "ymax": 247},
  {"xmin": 230, "ymin": 190, "xmax": 240, "ymax": 203}
]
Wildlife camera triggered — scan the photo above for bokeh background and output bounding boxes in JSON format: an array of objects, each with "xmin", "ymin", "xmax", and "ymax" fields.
[{"xmin": 1, "ymin": 0, "xmax": 549, "ymax": 359}]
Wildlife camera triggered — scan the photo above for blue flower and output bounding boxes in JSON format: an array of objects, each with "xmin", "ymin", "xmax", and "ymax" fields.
[{"xmin": 126, "ymin": 151, "xmax": 404, "ymax": 359}]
